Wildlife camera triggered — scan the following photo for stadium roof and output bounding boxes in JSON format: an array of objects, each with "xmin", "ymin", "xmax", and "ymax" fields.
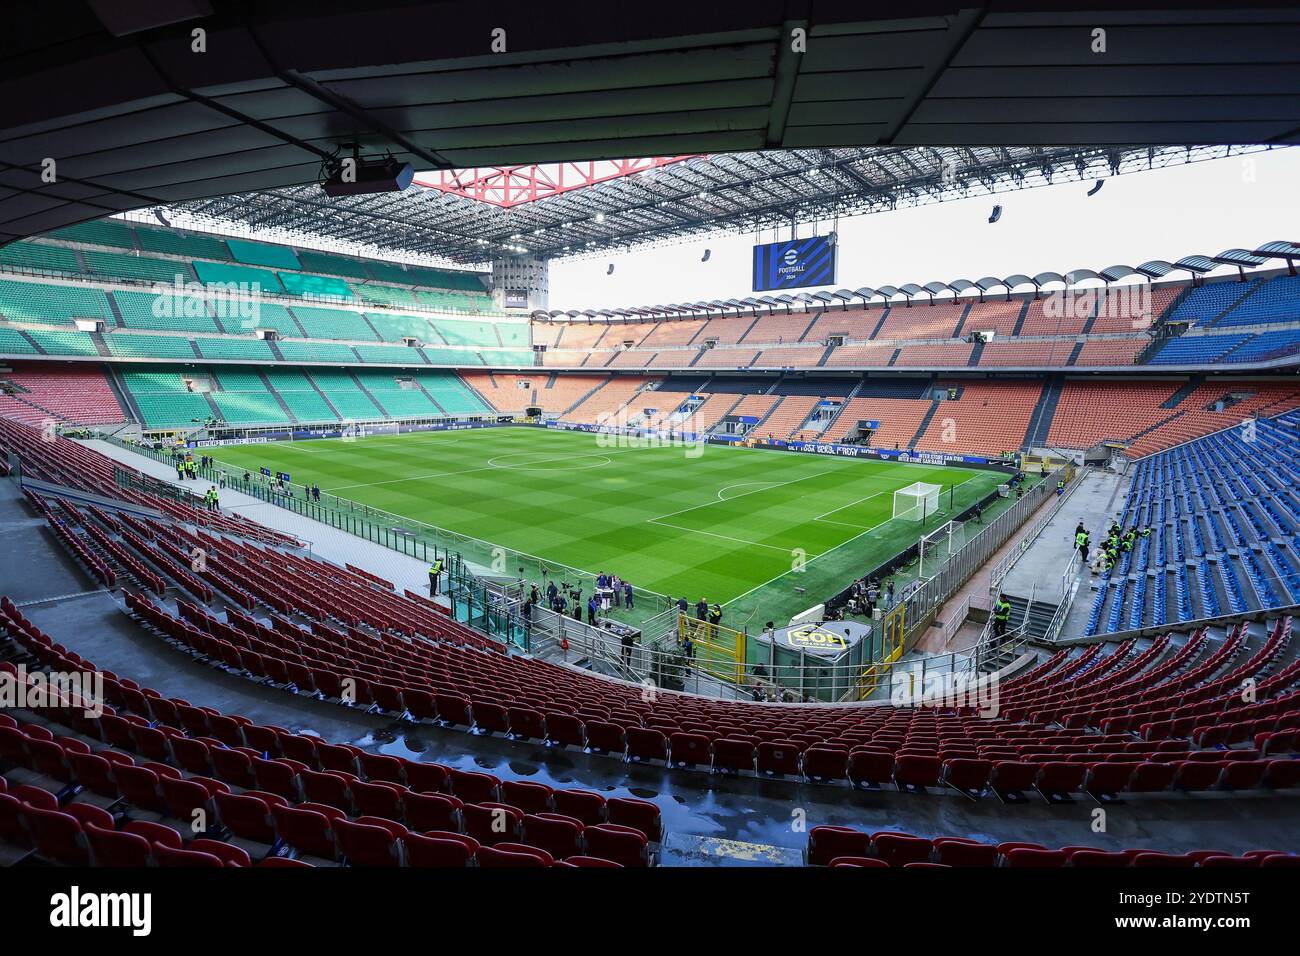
[
  {"xmin": 158, "ymin": 144, "xmax": 1274, "ymax": 265},
  {"xmin": 532, "ymin": 240, "xmax": 1300, "ymax": 319},
  {"xmin": 1, "ymin": 1, "xmax": 1298, "ymax": 246}
]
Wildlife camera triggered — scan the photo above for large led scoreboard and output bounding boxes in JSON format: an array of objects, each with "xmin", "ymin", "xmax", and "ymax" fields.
[{"xmin": 751, "ymin": 234, "xmax": 837, "ymax": 292}]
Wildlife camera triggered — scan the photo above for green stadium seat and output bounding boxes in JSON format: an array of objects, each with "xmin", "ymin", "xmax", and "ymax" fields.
[
  {"xmin": 353, "ymin": 371, "xmax": 440, "ymax": 417},
  {"xmin": 276, "ymin": 388, "xmax": 338, "ymax": 423},
  {"xmin": 353, "ymin": 284, "xmax": 426, "ymax": 309},
  {"xmin": 364, "ymin": 312, "xmax": 437, "ymax": 342},
  {"xmin": 212, "ymin": 368, "xmax": 270, "ymax": 392},
  {"xmin": 130, "ymin": 391, "xmax": 215, "ymax": 428},
  {"xmin": 420, "ymin": 347, "xmax": 483, "ymax": 366},
  {"xmin": 263, "ymin": 368, "xmax": 340, "ymax": 422},
  {"xmin": 353, "ymin": 344, "xmax": 425, "ymax": 365},
  {"xmin": 307, "ymin": 370, "xmax": 385, "ymax": 419},
  {"xmin": 414, "ymin": 371, "xmax": 491, "ymax": 414},
  {"xmin": 496, "ymin": 323, "xmax": 530, "ymax": 348},
  {"xmin": 277, "ymin": 340, "xmax": 361, "ymax": 363},
  {"xmin": 194, "ymin": 337, "xmax": 278, "ymax": 362},
  {"xmin": 434, "ymin": 319, "xmax": 500, "ymax": 348},
  {"xmin": 0, "ymin": 278, "xmax": 111, "ymax": 325},
  {"xmin": 210, "ymin": 391, "xmax": 286, "ymax": 424},
  {"xmin": 490, "ymin": 350, "xmax": 534, "ymax": 366},
  {"xmin": 135, "ymin": 227, "xmax": 230, "ymax": 260},
  {"xmin": 83, "ymin": 251, "xmax": 192, "ymax": 285},
  {"xmin": 23, "ymin": 329, "xmax": 101, "ymax": 356},
  {"xmin": 296, "ymin": 249, "xmax": 370, "ymax": 279},
  {"xmin": 113, "ymin": 290, "xmax": 219, "ymax": 333},
  {"xmin": 50, "ymin": 220, "xmax": 137, "ymax": 249},
  {"xmin": 239, "ymin": 302, "xmax": 302, "ymax": 337},
  {"xmin": 227, "ymin": 238, "xmax": 301, "ymax": 271},
  {"xmin": 279, "ymin": 272, "xmax": 353, "ymax": 299},
  {"xmin": 416, "ymin": 289, "xmax": 493, "ymax": 312},
  {"xmin": 104, "ymin": 333, "xmax": 198, "ymax": 359},
  {"xmin": 0, "ymin": 328, "xmax": 39, "ymax": 354},
  {"xmin": 0, "ymin": 241, "xmax": 80, "ymax": 273},
  {"xmin": 193, "ymin": 260, "xmax": 283, "ymax": 293},
  {"xmin": 121, "ymin": 368, "xmax": 214, "ymax": 428},
  {"xmin": 290, "ymin": 307, "xmax": 377, "ymax": 341}
]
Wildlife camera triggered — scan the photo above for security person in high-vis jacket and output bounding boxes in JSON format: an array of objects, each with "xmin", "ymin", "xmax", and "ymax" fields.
[
  {"xmin": 993, "ymin": 593, "xmax": 1012, "ymax": 639},
  {"xmin": 428, "ymin": 558, "xmax": 444, "ymax": 597},
  {"xmin": 1075, "ymin": 527, "xmax": 1089, "ymax": 564}
]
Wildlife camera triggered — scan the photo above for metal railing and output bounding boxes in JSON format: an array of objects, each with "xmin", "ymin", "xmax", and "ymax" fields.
[
  {"xmin": 939, "ymin": 593, "xmax": 971, "ymax": 650},
  {"xmin": 900, "ymin": 470, "xmax": 1064, "ymax": 644},
  {"xmin": 988, "ymin": 465, "xmax": 1087, "ymax": 594}
]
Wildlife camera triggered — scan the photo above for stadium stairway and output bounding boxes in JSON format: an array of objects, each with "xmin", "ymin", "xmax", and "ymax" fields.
[
  {"xmin": 302, "ymin": 373, "xmax": 344, "ymax": 418},
  {"xmin": 348, "ymin": 370, "xmax": 390, "ymax": 417},
  {"xmin": 949, "ymin": 302, "xmax": 975, "ymax": 340},
  {"xmin": 1022, "ymin": 377, "xmax": 1063, "ymax": 448},
  {"xmin": 1207, "ymin": 279, "xmax": 1270, "ymax": 327},
  {"xmin": 558, "ymin": 378, "xmax": 609, "ymax": 417},
  {"xmin": 967, "ymin": 340, "xmax": 985, "ymax": 366},
  {"xmin": 1003, "ymin": 594, "xmax": 1060, "ymax": 642},
  {"xmin": 0, "ymin": 390, "xmax": 62, "ymax": 425},
  {"xmin": 1009, "ymin": 302, "xmax": 1031, "ymax": 337},
  {"xmin": 409, "ymin": 378, "xmax": 447, "ymax": 414},
  {"xmin": 795, "ymin": 310, "xmax": 823, "ymax": 343},
  {"xmin": 257, "ymin": 371, "xmax": 299, "ymax": 424},
  {"xmin": 1214, "ymin": 336, "xmax": 1260, "ymax": 363},
  {"xmin": 867, "ymin": 308, "xmax": 891, "ymax": 340},
  {"xmin": 1135, "ymin": 333, "xmax": 1178, "ymax": 365},
  {"xmin": 104, "ymin": 366, "xmax": 145, "ymax": 425},
  {"xmin": 811, "ymin": 383, "xmax": 862, "ymax": 438},
  {"xmin": 201, "ymin": 392, "xmax": 223, "ymax": 422},
  {"xmin": 1161, "ymin": 376, "xmax": 1205, "ymax": 409},
  {"xmin": 906, "ymin": 396, "xmax": 943, "ymax": 448},
  {"xmin": 1064, "ymin": 341, "xmax": 1084, "ymax": 365}
]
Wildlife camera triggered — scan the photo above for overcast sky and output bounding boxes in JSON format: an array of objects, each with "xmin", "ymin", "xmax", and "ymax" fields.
[{"xmin": 548, "ymin": 147, "xmax": 1299, "ymax": 311}]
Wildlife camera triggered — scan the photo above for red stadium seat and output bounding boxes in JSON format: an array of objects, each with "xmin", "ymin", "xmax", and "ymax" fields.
[
  {"xmin": 808, "ymin": 826, "xmax": 872, "ymax": 866},
  {"xmin": 521, "ymin": 813, "xmax": 584, "ymax": 859},
  {"xmin": 552, "ymin": 789, "xmax": 607, "ymax": 826},
  {"xmin": 333, "ymin": 817, "xmax": 404, "ymax": 867},
  {"xmin": 403, "ymin": 831, "xmax": 478, "ymax": 867},
  {"xmin": 584, "ymin": 823, "xmax": 649, "ymax": 867}
]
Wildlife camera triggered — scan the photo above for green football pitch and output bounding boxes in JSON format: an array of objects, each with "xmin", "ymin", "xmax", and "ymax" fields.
[{"xmin": 211, "ymin": 427, "xmax": 1010, "ymax": 627}]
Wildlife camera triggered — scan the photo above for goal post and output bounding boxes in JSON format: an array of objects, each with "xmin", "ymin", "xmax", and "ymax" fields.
[
  {"xmin": 892, "ymin": 481, "xmax": 942, "ymax": 523},
  {"xmin": 918, "ymin": 518, "xmax": 967, "ymax": 580}
]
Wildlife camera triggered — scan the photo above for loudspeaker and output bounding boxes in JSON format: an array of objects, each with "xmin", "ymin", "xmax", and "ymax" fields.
[{"xmin": 987, "ymin": 205, "xmax": 1002, "ymax": 224}]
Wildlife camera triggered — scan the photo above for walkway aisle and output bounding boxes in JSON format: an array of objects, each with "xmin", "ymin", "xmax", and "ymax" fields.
[
  {"xmin": 911, "ymin": 469, "xmax": 1128, "ymax": 655},
  {"xmin": 83, "ymin": 439, "xmax": 447, "ymax": 606}
]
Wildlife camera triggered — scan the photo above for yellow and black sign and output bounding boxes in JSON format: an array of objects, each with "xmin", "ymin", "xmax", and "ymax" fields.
[{"xmin": 784, "ymin": 623, "xmax": 849, "ymax": 651}]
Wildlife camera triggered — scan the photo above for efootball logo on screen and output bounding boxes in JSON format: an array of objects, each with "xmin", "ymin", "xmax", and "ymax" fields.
[{"xmin": 752, "ymin": 235, "xmax": 837, "ymax": 291}]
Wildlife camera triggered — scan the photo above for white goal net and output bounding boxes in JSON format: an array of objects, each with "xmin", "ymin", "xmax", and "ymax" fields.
[
  {"xmin": 892, "ymin": 481, "xmax": 941, "ymax": 522},
  {"xmin": 919, "ymin": 519, "xmax": 967, "ymax": 579}
]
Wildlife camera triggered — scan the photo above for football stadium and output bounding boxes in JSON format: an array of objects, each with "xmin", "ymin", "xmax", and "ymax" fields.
[{"xmin": 1, "ymin": 0, "xmax": 1298, "ymax": 934}]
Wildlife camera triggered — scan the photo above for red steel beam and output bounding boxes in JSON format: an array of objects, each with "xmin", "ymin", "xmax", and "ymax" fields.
[{"xmin": 413, "ymin": 156, "xmax": 699, "ymax": 207}]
